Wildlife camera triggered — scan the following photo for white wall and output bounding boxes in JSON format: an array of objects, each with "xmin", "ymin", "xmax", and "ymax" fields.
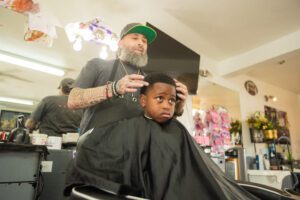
[
  {"xmin": 228, "ymin": 74, "xmax": 300, "ymax": 159},
  {"xmin": 177, "ymin": 96, "xmax": 194, "ymax": 134}
]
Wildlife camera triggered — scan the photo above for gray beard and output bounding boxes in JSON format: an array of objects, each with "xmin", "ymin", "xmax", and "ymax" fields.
[{"xmin": 118, "ymin": 48, "xmax": 148, "ymax": 67}]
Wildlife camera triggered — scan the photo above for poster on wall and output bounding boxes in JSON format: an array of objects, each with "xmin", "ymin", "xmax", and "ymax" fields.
[
  {"xmin": 264, "ymin": 106, "xmax": 290, "ymax": 142},
  {"xmin": 264, "ymin": 106, "xmax": 277, "ymax": 124},
  {"xmin": 0, "ymin": 110, "xmax": 31, "ymax": 131}
]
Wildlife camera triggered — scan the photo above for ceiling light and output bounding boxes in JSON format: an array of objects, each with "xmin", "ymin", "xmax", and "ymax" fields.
[
  {"xmin": 0, "ymin": 51, "xmax": 65, "ymax": 76},
  {"xmin": 73, "ymin": 37, "xmax": 82, "ymax": 51},
  {"xmin": 99, "ymin": 46, "xmax": 108, "ymax": 59},
  {"xmin": 200, "ymin": 69, "xmax": 209, "ymax": 77},
  {"xmin": 264, "ymin": 95, "xmax": 277, "ymax": 102},
  {"xmin": 109, "ymin": 41, "xmax": 118, "ymax": 52},
  {"xmin": 0, "ymin": 96, "xmax": 34, "ymax": 106}
]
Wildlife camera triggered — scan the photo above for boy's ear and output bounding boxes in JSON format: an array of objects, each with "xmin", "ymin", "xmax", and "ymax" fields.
[{"xmin": 140, "ymin": 94, "xmax": 146, "ymax": 108}]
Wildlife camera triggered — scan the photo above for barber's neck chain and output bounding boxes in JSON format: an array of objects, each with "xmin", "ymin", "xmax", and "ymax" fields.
[
  {"xmin": 119, "ymin": 60, "xmax": 140, "ymax": 75},
  {"xmin": 119, "ymin": 60, "xmax": 140, "ymax": 102}
]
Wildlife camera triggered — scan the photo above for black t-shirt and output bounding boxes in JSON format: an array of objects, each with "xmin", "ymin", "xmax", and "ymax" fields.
[
  {"xmin": 31, "ymin": 95, "xmax": 82, "ymax": 136},
  {"xmin": 73, "ymin": 58, "xmax": 143, "ymax": 134}
]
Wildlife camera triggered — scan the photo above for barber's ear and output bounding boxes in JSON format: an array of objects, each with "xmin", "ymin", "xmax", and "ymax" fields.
[
  {"xmin": 118, "ymin": 39, "xmax": 123, "ymax": 46},
  {"xmin": 140, "ymin": 95, "xmax": 146, "ymax": 108}
]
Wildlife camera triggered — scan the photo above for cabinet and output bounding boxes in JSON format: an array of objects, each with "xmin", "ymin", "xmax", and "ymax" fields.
[
  {"xmin": 40, "ymin": 149, "xmax": 74, "ymax": 200},
  {"xmin": 0, "ymin": 143, "xmax": 47, "ymax": 200}
]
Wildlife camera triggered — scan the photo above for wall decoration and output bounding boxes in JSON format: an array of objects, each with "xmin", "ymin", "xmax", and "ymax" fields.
[
  {"xmin": 1, "ymin": 1, "xmax": 57, "ymax": 46},
  {"xmin": 193, "ymin": 106, "xmax": 231, "ymax": 156},
  {"xmin": 264, "ymin": 106, "xmax": 290, "ymax": 142},
  {"xmin": 244, "ymin": 80, "xmax": 258, "ymax": 96},
  {"xmin": 0, "ymin": 0, "xmax": 39, "ymax": 13},
  {"xmin": 264, "ymin": 106, "xmax": 277, "ymax": 124},
  {"xmin": 0, "ymin": 110, "xmax": 31, "ymax": 131},
  {"xmin": 229, "ymin": 120, "xmax": 242, "ymax": 145}
]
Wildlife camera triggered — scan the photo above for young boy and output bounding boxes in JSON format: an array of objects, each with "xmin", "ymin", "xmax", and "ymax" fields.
[
  {"xmin": 139, "ymin": 73, "xmax": 177, "ymax": 123},
  {"xmin": 66, "ymin": 73, "xmax": 257, "ymax": 200}
]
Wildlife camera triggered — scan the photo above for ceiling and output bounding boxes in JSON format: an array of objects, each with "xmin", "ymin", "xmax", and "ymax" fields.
[
  {"xmin": 243, "ymin": 49, "xmax": 300, "ymax": 95},
  {"xmin": 0, "ymin": 0, "xmax": 300, "ymax": 111}
]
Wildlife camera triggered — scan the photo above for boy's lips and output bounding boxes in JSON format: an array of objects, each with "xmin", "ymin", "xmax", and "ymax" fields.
[{"xmin": 161, "ymin": 112, "xmax": 171, "ymax": 118}]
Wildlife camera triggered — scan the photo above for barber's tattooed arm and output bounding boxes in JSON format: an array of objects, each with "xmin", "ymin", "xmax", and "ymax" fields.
[{"xmin": 67, "ymin": 85, "xmax": 113, "ymax": 109}]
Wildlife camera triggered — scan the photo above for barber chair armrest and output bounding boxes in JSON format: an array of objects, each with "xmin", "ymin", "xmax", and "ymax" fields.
[{"xmin": 237, "ymin": 181, "xmax": 299, "ymax": 200}]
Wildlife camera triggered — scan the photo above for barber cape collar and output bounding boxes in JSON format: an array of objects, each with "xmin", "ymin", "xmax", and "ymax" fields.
[{"xmin": 120, "ymin": 23, "xmax": 157, "ymax": 44}]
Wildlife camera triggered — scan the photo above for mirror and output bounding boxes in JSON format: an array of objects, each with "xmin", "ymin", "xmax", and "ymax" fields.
[
  {"xmin": 192, "ymin": 79, "xmax": 241, "ymax": 120},
  {"xmin": 191, "ymin": 78, "xmax": 242, "ymax": 162},
  {"xmin": 0, "ymin": 7, "xmax": 113, "ymax": 113}
]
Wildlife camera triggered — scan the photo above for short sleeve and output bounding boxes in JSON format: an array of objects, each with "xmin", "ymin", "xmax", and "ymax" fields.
[
  {"xmin": 30, "ymin": 98, "xmax": 48, "ymax": 122},
  {"xmin": 73, "ymin": 58, "xmax": 103, "ymax": 89}
]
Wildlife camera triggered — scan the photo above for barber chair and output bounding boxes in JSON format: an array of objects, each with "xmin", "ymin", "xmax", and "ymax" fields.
[
  {"xmin": 71, "ymin": 131, "xmax": 299, "ymax": 199},
  {"xmin": 70, "ymin": 185, "xmax": 148, "ymax": 200},
  {"xmin": 282, "ymin": 172, "xmax": 300, "ymax": 195},
  {"xmin": 237, "ymin": 181, "xmax": 300, "ymax": 200},
  {"xmin": 70, "ymin": 182, "xmax": 300, "ymax": 200}
]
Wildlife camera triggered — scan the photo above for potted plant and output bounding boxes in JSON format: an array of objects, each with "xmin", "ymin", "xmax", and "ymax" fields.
[
  {"xmin": 247, "ymin": 111, "xmax": 268, "ymax": 142},
  {"xmin": 229, "ymin": 120, "xmax": 242, "ymax": 145},
  {"xmin": 263, "ymin": 121, "xmax": 278, "ymax": 140}
]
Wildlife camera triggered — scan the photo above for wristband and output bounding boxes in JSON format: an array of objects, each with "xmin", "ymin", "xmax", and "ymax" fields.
[
  {"xmin": 113, "ymin": 81, "xmax": 122, "ymax": 96},
  {"xmin": 106, "ymin": 81, "xmax": 112, "ymax": 99}
]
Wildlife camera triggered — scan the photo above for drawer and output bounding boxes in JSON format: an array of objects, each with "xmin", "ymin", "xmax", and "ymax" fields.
[
  {"xmin": 0, "ymin": 182, "xmax": 36, "ymax": 200},
  {"xmin": 0, "ymin": 151, "xmax": 40, "ymax": 182}
]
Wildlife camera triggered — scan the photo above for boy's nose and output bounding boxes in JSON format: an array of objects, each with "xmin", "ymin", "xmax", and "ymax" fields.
[{"xmin": 162, "ymin": 101, "xmax": 172, "ymax": 110}]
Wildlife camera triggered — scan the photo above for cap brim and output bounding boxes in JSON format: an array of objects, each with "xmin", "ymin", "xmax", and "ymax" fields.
[{"xmin": 125, "ymin": 25, "xmax": 157, "ymax": 44}]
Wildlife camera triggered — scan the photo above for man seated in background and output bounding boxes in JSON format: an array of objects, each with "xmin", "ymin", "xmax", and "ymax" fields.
[
  {"xmin": 65, "ymin": 73, "xmax": 257, "ymax": 200},
  {"xmin": 26, "ymin": 78, "xmax": 82, "ymax": 136}
]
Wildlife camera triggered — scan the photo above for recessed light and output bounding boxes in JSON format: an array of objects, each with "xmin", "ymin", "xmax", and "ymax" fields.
[
  {"xmin": 0, "ymin": 96, "xmax": 34, "ymax": 105},
  {"xmin": 0, "ymin": 51, "xmax": 65, "ymax": 76}
]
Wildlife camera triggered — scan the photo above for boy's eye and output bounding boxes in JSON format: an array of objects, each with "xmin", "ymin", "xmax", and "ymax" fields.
[
  {"xmin": 169, "ymin": 98, "xmax": 176, "ymax": 104},
  {"xmin": 156, "ymin": 96, "xmax": 163, "ymax": 102}
]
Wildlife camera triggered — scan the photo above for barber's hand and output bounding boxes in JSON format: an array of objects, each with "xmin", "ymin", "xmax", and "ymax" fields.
[
  {"xmin": 174, "ymin": 79, "xmax": 188, "ymax": 116},
  {"xmin": 116, "ymin": 74, "xmax": 149, "ymax": 95}
]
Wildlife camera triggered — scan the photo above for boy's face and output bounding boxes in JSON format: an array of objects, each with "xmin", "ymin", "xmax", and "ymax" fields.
[{"xmin": 140, "ymin": 83, "xmax": 176, "ymax": 123}]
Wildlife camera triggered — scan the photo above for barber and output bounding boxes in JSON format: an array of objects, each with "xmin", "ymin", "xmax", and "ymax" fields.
[
  {"xmin": 68, "ymin": 23, "xmax": 188, "ymax": 134},
  {"xmin": 26, "ymin": 78, "xmax": 82, "ymax": 136}
]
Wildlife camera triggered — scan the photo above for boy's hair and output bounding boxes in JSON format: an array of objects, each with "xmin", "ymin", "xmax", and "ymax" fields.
[{"xmin": 140, "ymin": 73, "xmax": 176, "ymax": 95}]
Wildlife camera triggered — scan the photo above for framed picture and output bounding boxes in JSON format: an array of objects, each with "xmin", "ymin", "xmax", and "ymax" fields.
[
  {"xmin": 244, "ymin": 80, "xmax": 258, "ymax": 96},
  {"xmin": 265, "ymin": 106, "xmax": 277, "ymax": 124},
  {"xmin": 0, "ymin": 110, "xmax": 31, "ymax": 131},
  {"xmin": 277, "ymin": 111, "xmax": 290, "ymax": 139},
  {"xmin": 264, "ymin": 106, "xmax": 290, "ymax": 142}
]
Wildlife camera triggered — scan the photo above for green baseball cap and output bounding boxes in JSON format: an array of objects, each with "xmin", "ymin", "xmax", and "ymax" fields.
[{"xmin": 120, "ymin": 23, "xmax": 157, "ymax": 44}]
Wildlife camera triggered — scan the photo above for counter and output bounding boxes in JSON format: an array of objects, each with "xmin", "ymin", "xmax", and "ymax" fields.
[{"xmin": 248, "ymin": 169, "xmax": 300, "ymax": 189}]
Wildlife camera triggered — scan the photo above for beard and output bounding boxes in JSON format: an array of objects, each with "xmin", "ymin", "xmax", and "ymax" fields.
[{"xmin": 118, "ymin": 47, "xmax": 148, "ymax": 67}]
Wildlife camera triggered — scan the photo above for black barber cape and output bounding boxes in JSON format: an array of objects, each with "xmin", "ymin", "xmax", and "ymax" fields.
[{"xmin": 65, "ymin": 116, "xmax": 258, "ymax": 200}]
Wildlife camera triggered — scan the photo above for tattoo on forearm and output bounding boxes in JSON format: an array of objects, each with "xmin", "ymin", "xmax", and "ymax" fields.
[{"xmin": 69, "ymin": 86, "xmax": 107, "ymax": 109}]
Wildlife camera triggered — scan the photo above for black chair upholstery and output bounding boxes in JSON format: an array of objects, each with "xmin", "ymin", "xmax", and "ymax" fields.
[{"xmin": 282, "ymin": 173, "xmax": 300, "ymax": 193}]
